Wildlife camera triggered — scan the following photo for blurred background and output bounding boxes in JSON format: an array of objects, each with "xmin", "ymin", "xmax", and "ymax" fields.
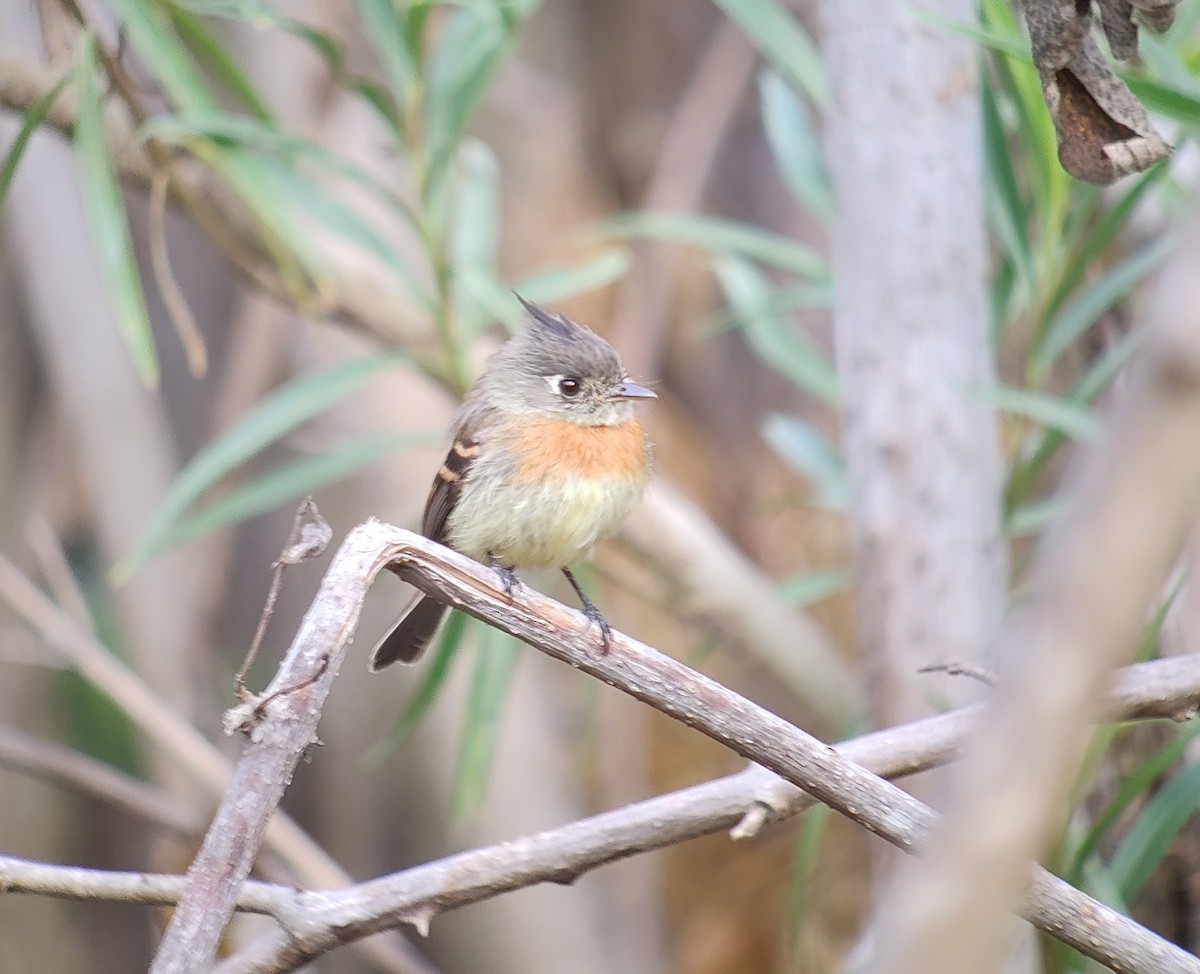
[{"xmin": 2, "ymin": 0, "xmax": 1200, "ymax": 971}]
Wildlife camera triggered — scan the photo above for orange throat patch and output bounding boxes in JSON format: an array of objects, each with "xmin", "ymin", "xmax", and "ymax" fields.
[{"xmin": 511, "ymin": 415, "xmax": 649, "ymax": 486}]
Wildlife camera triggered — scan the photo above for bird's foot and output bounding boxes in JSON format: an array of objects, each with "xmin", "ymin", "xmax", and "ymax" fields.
[
  {"xmin": 487, "ymin": 553, "xmax": 520, "ymax": 598},
  {"xmin": 562, "ymin": 566, "xmax": 613, "ymax": 654},
  {"xmin": 581, "ymin": 600, "xmax": 614, "ymax": 655}
]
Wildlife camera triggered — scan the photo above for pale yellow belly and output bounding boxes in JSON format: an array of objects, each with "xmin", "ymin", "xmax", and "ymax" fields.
[{"xmin": 445, "ymin": 473, "xmax": 646, "ymax": 568}]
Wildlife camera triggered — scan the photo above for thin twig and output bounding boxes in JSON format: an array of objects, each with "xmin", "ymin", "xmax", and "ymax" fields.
[
  {"xmin": 0, "ymin": 725, "xmax": 204, "ymax": 837},
  {"xmin": 149, "ymin": 170, "xmax": 207, "ymax": 377}
]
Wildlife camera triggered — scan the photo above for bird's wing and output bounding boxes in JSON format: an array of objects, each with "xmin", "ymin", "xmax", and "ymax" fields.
[{"xmin": 421, "ymin": 408, "xmax": 485, "ymax": 542}]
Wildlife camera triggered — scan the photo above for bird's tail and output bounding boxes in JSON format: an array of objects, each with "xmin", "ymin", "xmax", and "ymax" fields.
[{"xmin": 369, "ymin": 596, "xmax": 450, "ymax": 670}]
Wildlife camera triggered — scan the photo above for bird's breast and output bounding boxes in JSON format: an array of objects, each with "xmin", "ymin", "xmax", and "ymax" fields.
[{"xmin": 443, "ymin": 416, "xmax": 651, "ymax": 567}]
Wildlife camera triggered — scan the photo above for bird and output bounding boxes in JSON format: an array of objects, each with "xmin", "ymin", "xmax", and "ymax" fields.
[{"xmin": 369, "ymin": 296, "xmax": 656, "ymax": 670}]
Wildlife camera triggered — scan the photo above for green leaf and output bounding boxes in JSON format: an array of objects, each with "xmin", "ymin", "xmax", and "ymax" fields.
[
  {"xmin": 982, "ymin": 71, "xmax": 1034, "ymax": 314},
  {"xmin": 165, "ymin": 432, "xmax": 433, "ymax": 549},
  {"xmin": 452, "ymin": 625, "xmax": 521, "ymax": 823},
  {"xmin": 776, "ymin": 569, "xmax": 852, "ymax": 607},
  {"xmin": 715, "ymin": 256, "xmax": 838, "ymax": 403},
  {"xmin": 910, "ymin": 3, "xmax": 1032, "ymax": 60},
  {"xmin": 979, "ymin": 0, "xmax": 1068, "ymax": 243},
  {"xmin": 1033, "ymin": 234, "xmax": 1177, "ymax": 382},
  {"xmin": 1006, "ymin": 329, "xmax": 1144, "ymax": 514},
  {"xmin": 166, "ymin": 2, "xmax": 275, "ymax": 121},
  {"xmin": 363, "ymin": 610, "xmax": 471, "ymax": 768},
  {"xmin": 516, "ymin": 248, "xmax": 633, "ymax": 305},
  {"xmin": 1005, "ymin": 497, "xmax": 1064, "ymax": 539},
  {"xmin": 594, "ymin": 212, "xmax": 827, "ymax": 278},
  {"xmin": 142, "ymin": 113, "xmax": 428, "ymax": 303},
  {"xmin": 1124, "ymin": 73, "xmax": 1200, "ymax": 127},
  {"xmin": 699, "ymin": 283, "xmax": 832, "ymax": 337},
  {"xmin": 786, "ymin": 804, "xmax": 833, "ymax": 952},
  {"xmin": 110, "ymin": 0, "xmax": 320, "ymax": 286},
  {"xmin": 355, "ymin": 0, "xmax": 420, "ymax": 111},
  {"xmin": 1110, "ymin": 761, "xmax": 1200, "ymax": 901},
  {"xmin": 762, "ymin": 413, "xmax": 847, "ymax": 509},
  {"xmin": 451, "ymin": 139, "xmax": 501, "ymax": 339},
  {"xmin": 1041, "ymin": 165, "xmax": 1167, "ymax": 329},
  {"xmin": 977, "ymin": 385, "xmax": 1101, "ymax": 441},
  {"xmin": 0, "ymin": 73, "xmax": 70, "ymax": 212},
  {"xmin": 758, "ymin": 69, "xmax": 830, "ymax": 218},
  {"xmin": 422, "ymin": 4, "xmax": 516, "ymax": 205},
  {"xmin": 114, "ymin": 353, "xmax": 404, "ymax": 580},
  {"xmin": 75, "ymin": 35, "xmax": 159, "ymax": 388},
  {"xmin": 713, "ymin": 0, "xmax": 828, "ymax": 106}
]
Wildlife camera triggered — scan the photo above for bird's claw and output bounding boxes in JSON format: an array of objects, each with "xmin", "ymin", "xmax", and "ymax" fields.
[
  {"xmin": 487, "ymin": 553, "xmax": 520, "ymax": 598},
  {"xmin": 582, "ymin": 602, "xmax": 613, "ymax": 655}
]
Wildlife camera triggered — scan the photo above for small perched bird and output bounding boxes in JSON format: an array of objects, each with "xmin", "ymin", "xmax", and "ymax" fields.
[{"xmin": 370, "ymin": 297, "xmax": 656, "ymax": 670}]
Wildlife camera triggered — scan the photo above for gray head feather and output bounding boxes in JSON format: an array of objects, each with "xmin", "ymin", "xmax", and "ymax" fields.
[{"xmin": 469, "ymin": 297, "xmax": 634, "ymax": 427}]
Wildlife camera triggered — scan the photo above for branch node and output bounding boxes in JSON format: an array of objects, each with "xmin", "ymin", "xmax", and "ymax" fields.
[
  {"xmin": 730, "ymin": 803, "xmax": 771, "ymax": 840},
  {"xmin": 402, "ymin": 906, "xmax": 435, "ymax": 938}
]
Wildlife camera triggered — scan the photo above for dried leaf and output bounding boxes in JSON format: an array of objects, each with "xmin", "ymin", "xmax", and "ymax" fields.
[
  {"xmin": 1022, "ymin": 0, "xmax": 1174, "ymax": 184},
  {"xmin": 276, "ymin": 498, "xmax": 332, "ymax": 566}
]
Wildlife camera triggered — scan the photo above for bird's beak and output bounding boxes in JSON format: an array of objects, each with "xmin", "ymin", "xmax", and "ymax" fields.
[{"xmin": 609, "ymin": 380, "xmax": 657, "ymax": 401}]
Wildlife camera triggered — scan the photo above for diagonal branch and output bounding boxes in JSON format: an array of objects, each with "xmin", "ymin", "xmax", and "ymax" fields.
[
  {"xmin": 148, "ymin": 515, "xmax": 1200, "ymax": 974},
  {"xmin": 5, "ymin": 651, "xmax": 1198, "ymax": 973}
]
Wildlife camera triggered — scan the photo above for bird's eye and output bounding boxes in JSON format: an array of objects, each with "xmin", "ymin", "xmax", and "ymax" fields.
[{"xmin": 558, "ymin": 376, "xmax": 582, "ymax": 397}]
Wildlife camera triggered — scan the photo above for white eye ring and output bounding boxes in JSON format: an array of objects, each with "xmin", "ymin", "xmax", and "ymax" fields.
[{"xmin": 545, "ymin": 374, "xmax": 582, "ymax": 397}]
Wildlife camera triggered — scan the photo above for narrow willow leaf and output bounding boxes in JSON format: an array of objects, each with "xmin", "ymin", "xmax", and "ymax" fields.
[
  {"xmin": 115, "ymin": 353, "xmax": 403, "ymax": 580},
  {"xmin": 1005, "ymin": 497, "xmax": 1064, "ymax": 539},
  {"xmin": 776, "ymin": 569, "xmax": 852, "ymax": 607},
  {"xmin": 786, "ymin": 804, "xmax": 834, "ymax": 953},
  {"xmin": 0, "ymin": 74, "xmax": 70, "ymax": 209},
  {"xmin": 762, "ymin": 413, "xmax": 847, "ymax": 509},
  {"xmin": 452, "ymin": 626, "xmax": 521, "ymax": 823},
  {"xmin": 165, "ymin": 432, "xmax": 433, "ymax": 549},
  {"xmin": 516, "ymin": 248, "xmax": 632, "ymax": 305},
  {"xmin": 111, "ymin": 0, "xmax": 320, "ymax": 286},
  {"xmin": 167, "ymin": 3, "xmax": 274, "ymax": 121},
  {"xmin": 1110, "ymin": 762, "xmax": 1200, "ymax": 901},
  {"xmin": 712, "ymin": 0, "xmax": 828, "ymax": 106},
  {"xmin": 422, "ymin": 5, "xmax": 511, "ymax": 205},
  {"xmin": 1042, "ymin": 165, "xmax": 1166, "ymax": 328},
  {"xmin": 355, "ymin": 0, "xmax": 420, "ymax": 107},
  {"xmin": 1033, "ymin": 234, "xmax": 1176, "ymax": 382},
  {"xmin": 758, "ymin": 69, "xmax": 830, "ymax": 217},
  {"xmin": 977, "ymin": 385, "xmax": 1101, "ymax": 441},
  {"xmin": 982, "ymin": 71, "xmax": 1034, "ymax": 312},
  {"xmin": 452, "ymin": 139, "xmax": 501, "ymax": 339},
  {"xmin": 1124, "ymin": 73, "xmax": 1200, "ymax": 127},
  {"xmin": 75, "ymin": 35, "xmax": 159, "ymax": 387},
  {"xmin": 1005, "ymin": 329, "xmax": 1144, "ymax": 514},
  {"xmin": 594, "ymin": 212, "xmax": 827, "ymax": 278},
  {"xmin": 1070, "ymin": 723, "xmax": 1200, "ymax": 883},
  {"xmin": 716, "ymin": 256, "xmax": 838, "ymax": 403}
]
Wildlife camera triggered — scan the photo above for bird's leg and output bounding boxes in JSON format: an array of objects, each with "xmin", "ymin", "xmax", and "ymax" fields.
[
  {"xmin": 486, "ymin": 552, "xmax": 521, "ymax": 598},
  {"xmin": 561, "ymin": 567, "xmax": 612, "ymax": 654}
]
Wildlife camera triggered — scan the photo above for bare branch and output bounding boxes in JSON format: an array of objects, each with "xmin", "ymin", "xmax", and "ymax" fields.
[
  {"xmin": 144, "ymin": 514, "xmax": 1200, "ymax": 973},
  {"xmin": 0, "ymin": 550, "xmax": 431, "ymax": 974},
  {"xmin": 3, "ymin": 651, "xmax": 1197, "ymax": 974}
]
